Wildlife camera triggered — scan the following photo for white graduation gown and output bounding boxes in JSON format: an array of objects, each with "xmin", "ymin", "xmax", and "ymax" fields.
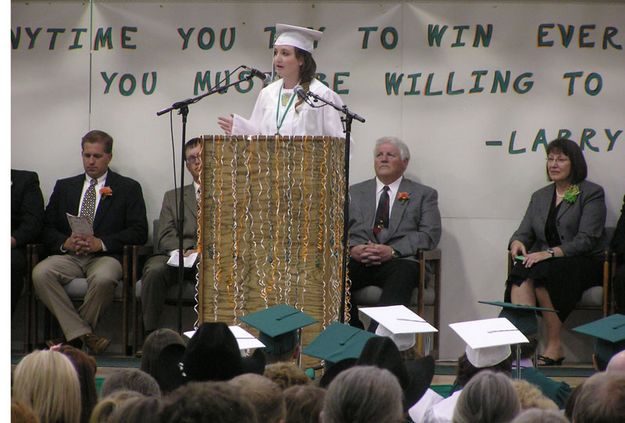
[
  {"xmin": 422, "ymin": 390, "xmax": 462, "ymax": 423},
  {"xmin": 231, "ymin": 78, "xmax": 345, "ymax": 138},
  {"xmin": 409, "ymin": 388, "xmax": 444, "ymax": 422}
]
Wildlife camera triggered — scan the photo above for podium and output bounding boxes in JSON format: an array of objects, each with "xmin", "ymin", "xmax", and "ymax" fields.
[{"xmin": 195, "ymin": 135, "xmax": 347, "ymax": 346}]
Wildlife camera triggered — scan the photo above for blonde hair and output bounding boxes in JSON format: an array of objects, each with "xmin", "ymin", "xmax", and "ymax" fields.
[
  {"xmin": 12, "ymin": 350, "xmax": 81, "ymax": 423},
  {"xmin": 263, "ymin": 362, "xmax": 311, "ymax": 390},
  {"xmin": 230, "ymin": 374, "xmax": 285, "ymax": 423},
  {"xmin": 512, "ymin": 380, "xmax": 558, "ymax": 411},
  {"xmin": 89, "ymin": 390, "xmax": 144, "ymax": 423}
]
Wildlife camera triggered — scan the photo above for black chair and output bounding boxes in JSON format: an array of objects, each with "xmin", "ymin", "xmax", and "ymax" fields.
[
  {"xmin": 350, "ymin": 249, "xmax": 442, "ymax": 357},
  {"xmin": 131, "ymin": 219, "xmax": 197, "ymax": 354},
  {"xmin": 27, "ymin": 243, "xmax": 133, "ymax": 355}
]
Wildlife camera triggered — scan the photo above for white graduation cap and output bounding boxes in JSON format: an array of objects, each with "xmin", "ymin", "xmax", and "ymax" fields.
[
  {"xmin": 274, "ymin": 23, "xmax": 323, "ymax": 53},
  {"xmin": 450, "ymin": 317, "xmax": 528, "ymax": 368},
  {"xmin": 184, "ymin": 326, "xmax": 265, "ymax": 351},
  {"xmin": 359, "ymin": 305, "xmax": 438, "ymax": 351}
]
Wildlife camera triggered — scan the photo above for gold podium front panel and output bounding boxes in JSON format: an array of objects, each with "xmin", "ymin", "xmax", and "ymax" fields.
[{"xmin": 198, "ymin": 135, "xmax": 346, "ymax": 344}]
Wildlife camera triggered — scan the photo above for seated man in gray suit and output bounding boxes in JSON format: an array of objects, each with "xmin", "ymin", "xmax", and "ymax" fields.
[
  {"xmin": 141, "ymin": 138, "xmax": 202, "ymax": 335},
  {"xmin": 33, "ymin": 130, "xmax": 148, "ymax": 354},
  {"xmin": 348, "ymin": 136, "xmax": 441, "ymax": 330}
]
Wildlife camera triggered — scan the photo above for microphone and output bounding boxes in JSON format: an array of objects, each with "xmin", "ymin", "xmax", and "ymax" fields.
[
  {"xmin": 242, "ymin": 65, "xmax": 271, "ymax": 85},
  {"xmin": 294, "ymin": 85, "xmax": 315, "ymax": 106},
  {"xmin": 294, "ymin": 85, "xmax": 308, "ymax": 100}
]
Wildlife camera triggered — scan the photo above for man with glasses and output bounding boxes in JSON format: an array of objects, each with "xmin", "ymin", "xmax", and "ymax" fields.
[
  {"xmin": 140, "ymin": 137, "xmax": 202, "ymax": 336},
  {"xmin": 33, "ymin": 130, "xmax": 148, "ymax": 354}
]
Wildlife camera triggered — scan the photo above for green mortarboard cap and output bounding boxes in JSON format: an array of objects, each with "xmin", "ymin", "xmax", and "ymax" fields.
[
  {"xmin": 302, "ymin": 322, "xmax": 377, "ymax": 364},
  {"xmin": 573, "ymin": 314, "xmax": 625, "ymax": 363},
  {"xmin": 239, "ymin": 304, "xmax": 317, "ymax": 355},
  {"xmin": 480, "ymin": 300, "xmax": 559, "ymax": 337},
  {"xmin": 479, "ymin": 300, "xmax": 557, "ymax": 313}
]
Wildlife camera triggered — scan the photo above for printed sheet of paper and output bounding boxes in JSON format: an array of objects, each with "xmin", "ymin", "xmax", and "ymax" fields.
[
  {"xmin": 66, "ymin": 213, "xmax": 93, "ymax": 235},
  {"xmin": 167, "ymin": 250, "xmax": 199, "ymax": 268}
]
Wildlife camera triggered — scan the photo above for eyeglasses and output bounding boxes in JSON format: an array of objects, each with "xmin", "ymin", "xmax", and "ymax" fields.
[
  {"xmin": 546, "ymin": 156, "xmax": 569, "ymax": 165},
  {"xmin": 186, "ymin": 155, "xmax": 201, "ymax": 164}
]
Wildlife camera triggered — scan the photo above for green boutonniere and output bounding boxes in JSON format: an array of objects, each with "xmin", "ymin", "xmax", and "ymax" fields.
[{"xmin": 563, "ymin": 185, "xmax": 580, "ymax": 204}]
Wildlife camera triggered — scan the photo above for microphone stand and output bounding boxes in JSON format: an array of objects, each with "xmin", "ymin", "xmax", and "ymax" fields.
[
  {"xmin": 156, "ymin": 74, "xmax": 255, "ymax": 334},
  {"xmin": 301, "ymin": 92, "xmax": 365, "ymax": 323}
]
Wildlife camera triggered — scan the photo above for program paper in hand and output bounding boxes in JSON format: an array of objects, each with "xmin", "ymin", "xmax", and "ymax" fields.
[{"xmin": 66, "ymin": 213, "xmax": 93, "ymax": 236}]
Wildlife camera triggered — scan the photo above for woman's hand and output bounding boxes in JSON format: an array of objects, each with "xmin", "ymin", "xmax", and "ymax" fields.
[
  {"xmin": 217, "ymin": 115, "xmax": 233, "ymax": 135},
  {"xmin": 510, "ymin": 240, "xmax": 527, "ymax": 258},
  {"xmin": 522, "ymin": 251, "xmax": 552, "ymax": 268}
]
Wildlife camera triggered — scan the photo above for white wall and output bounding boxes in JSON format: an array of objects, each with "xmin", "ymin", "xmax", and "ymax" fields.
[{"xmin": 12, "ymin": 1, "xmax": 625, "ymax": 359}]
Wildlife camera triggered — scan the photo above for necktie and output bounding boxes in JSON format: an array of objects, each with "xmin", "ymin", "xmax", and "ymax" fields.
[
  {"xmin": 80, "ymin": 178, "xmax": 98, "ymax": 223},
  {"xmin": 373, "ymin": 186, "xmax": 390, "ymax": 235}
]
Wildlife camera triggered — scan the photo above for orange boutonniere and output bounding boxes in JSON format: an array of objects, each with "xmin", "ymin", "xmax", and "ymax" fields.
[
  {"xmin": 100, "ymin": 187, "xmax": 113, "ymax": 197},
  {"xmin": 397, "ymin": 192, "xmax": 410, "ymax": 203}
]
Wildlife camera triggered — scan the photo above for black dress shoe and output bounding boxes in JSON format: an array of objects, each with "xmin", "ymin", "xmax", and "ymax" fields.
[{"xmin": 537, "ymin": 354, "xmax": 565, "ymax": 366}]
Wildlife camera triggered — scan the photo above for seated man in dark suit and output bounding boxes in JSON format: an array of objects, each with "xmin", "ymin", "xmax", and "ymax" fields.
[
  {"xmin": 141, "ymin": 138, "xmax": 202, "ymax": 335},
  {"xmin": 33, "ymin": 130, "xmax": 148, "ymax": 354},
  {"xmin": 11, "ymin": 169, "xmax": 45, "ymax": 313},
  {"xmin": 348, "ymin": 136, "xmax": 442, "ymax": 330}
]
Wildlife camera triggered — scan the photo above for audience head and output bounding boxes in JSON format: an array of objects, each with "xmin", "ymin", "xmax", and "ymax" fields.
[
  {"xmin": 89, "ymin": 390, "xmax": 144, "ymax": 423},
  {"xmin": 607, "ymin": 350, "xmax": 625, "ymax": 373},
  {"xmin": 57, "ymin": 344, "xmax": 98, "ymax": 423},
  {"xmin": 140, "ymin": 328, "xmax": 186, "ymax": 392},
  {"xmin": 545, "ymin": 138, "xmax": 587, "ymax": 184},
  {"xmin": 230, "ymin": 374, "xmax": 285, "ymax": 423},
  {"xmin": 374, "ymin": 137, "xmax": 410, "ymax": 184},
  {"xmin": 141, "ymin": 328, "xmax": 186, "ymax": 375},
  {"xmin": 455, "ymin": 345, "xmax": 512, "ymax": 388},
  {"xmin": 182, "ymin": 322, "xmax": 246, "ymax": 382},
  {"xmin": 11, "ymin": 401, "xmax": 40, "ymax": 423},
  {"xmin": 572, "ymin": 371, "xmax": 625, "ymax": 423},
  {"xmin": 356, "ymin": 335, "xmax": 435, "ymax": 409},
  {"xmin": 356, "ymin": 336, "xmax": 409, "ymax": 389},
  {"xmin": 12, "ymin": 349, "xmax": 81, "ymax": 423},
  {"xmin": 260, "ymin": 330, "xmax": 300, "ymax": 364},
  {"xmin": 283, "ymin": 384, "xmax": 326, "ymax": 423},
  {"xmin": 318, "ymin": 358, "xmax": 357, "ymax": 389},
  {"xmin": 510, "ymin": 409, "xmax": 569, "ymax": 423},
  {"xmin": 322, "ymin": 365, "xmax": 404, "ymax": 423},
  {"xmin": 161, "ymin": 381, "xmax": 258, "ymax": 423},
  {"xmin": 512, "ymin": 380, "xmax": 558, "ymax": 411},
  {"xmin": 452, "ymin": 370, "xmax": 520, "ymax": 423},
  {"xmin": 107, "ymin": 395, "xmax": 163, "ymax": 423},
  {"xmin": 100, "ymin": 368, "xmax": 161, "ymax": 398},
  {"xmin": 264, "ymin": 361, "xmax": 311, "ymax": 390},
  {"xmin": 564, "ymin": 383, "xmax": 583, "ymax": 422}
]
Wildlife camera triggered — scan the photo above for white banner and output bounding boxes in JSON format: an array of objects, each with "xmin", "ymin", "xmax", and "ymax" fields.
[{"xmin": 12, "ymin": 1, "xmax": 625, "ymax": 358}]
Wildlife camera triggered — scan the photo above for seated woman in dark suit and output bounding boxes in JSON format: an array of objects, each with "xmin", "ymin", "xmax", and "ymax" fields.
[
  {"xmin": 506, "ymin": 138, "xmax": 606, "ymax": 366},
  {"xmin": 611, "ymin": 195, "xmax": 625, "ymax": 314}
]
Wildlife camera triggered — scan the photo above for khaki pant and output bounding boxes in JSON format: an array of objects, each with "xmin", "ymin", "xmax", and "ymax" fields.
[{"xmin": 32, "ymin": 254, "xmax": 122, "ymax": 341}]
